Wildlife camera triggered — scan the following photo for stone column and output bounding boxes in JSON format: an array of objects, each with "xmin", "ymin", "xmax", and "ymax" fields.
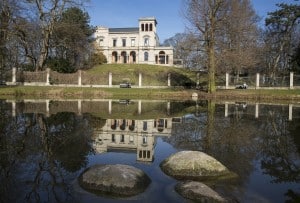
[
  {"xmin": 225, "ymin": 72, "xmax": 229, "ymax": 89},
  {"xmin": 225, "ymin": 102, "xmax": 228, "ymax": 117},
  {"xmin": 12, "ymin": 67, "xmax": 16, "ymax": 84},
  {"xmin": 46, "ymin": 99, "xmax": 50, "ymax": 117},
  {"xmin": 12, "ymin": 101, "xmax": 16, "ymax": 117},
  {"xmin": 109, "ymin": 72, "xmax": 112, "ymax": 87},
  {"xmin": 255, "ymin": 103, "xmax": 259, "ymax": 118},
  {"xmin": 78, "ymin": 99, "xmax": 82, "ymax": 115},
  {"xmin": 256, "ymin": 73, "xmax": 260, "ymax": 89},
  {"xmin": 46, "ymin": 68, "xmax": 50, "ymax": 85},
  {"xmin": 138, "ymin": 100, "xmax": 142, "ymax": 114},
  {"xmin": 290, "ymin": 72, "xmax": 294, "ymax": 89},
  {"xmin": 289, "ymin": 104, "xmax": 293, "ymax": 121},
  {"xmin": 139, "ymin": 73, "xmax": 142, "ymax": 87},
  {"xmin": 109, "ymin": 99, "xmax": 112, "ymax": 114},
  {"xmin": 168, "ymin": 73, "xmax": 171, "ymax": 87},
  {"xmin": 78, "ymin": 70, "xmax": 82, "ymax": 86}
]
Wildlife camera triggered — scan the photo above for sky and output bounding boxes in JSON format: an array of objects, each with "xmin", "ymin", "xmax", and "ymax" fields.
[{"xmin": 86, "ymin": 0, "xmax": 299, "ymax": 43}]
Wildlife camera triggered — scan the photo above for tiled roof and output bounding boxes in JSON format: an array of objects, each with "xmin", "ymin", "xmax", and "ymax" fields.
[{"xmin": 109, "ymin": 27, "xmax": 139, "ymax": 33}]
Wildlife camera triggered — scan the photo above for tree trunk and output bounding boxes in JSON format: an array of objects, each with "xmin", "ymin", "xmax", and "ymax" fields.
[
  {"xmin": 208, "ymin": 43, "xmax": 216, "ymax": 93},
  {"xmin": 207, "ymin": 7, "xmax": 216, "ymax": 94},
  {"xmin": 205, "ymin": 100, "xmax": 215, "ymax": 153}
]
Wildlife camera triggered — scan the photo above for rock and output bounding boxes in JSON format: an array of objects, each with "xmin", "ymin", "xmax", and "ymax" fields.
[
  {"xmin": 160, "ymin": 151, "xmax": 236, "ymax": 181},
  {"xmin": 78, "ymin": 164, "xmax": 151, "ymax": 197},
  {"xmin": 176, "ymin": 181, "xmax": 227, "ymax": 202}
]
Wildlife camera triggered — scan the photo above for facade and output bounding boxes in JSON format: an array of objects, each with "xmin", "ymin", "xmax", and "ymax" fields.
[
  {"xmin": 94, "ymin": 17, "xmax": 173, "ymax": 66},
  {"xmin": 92, "ymin": 118, "xmax": 173, "ymax": 162}
]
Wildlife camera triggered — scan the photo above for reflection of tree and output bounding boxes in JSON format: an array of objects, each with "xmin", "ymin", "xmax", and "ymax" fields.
[
  {"xmin": 203, "ymin": 100, "xmax": 215, "ymax": 153},
  {"xmin": 47, "ymin": 112, "xmax": 93, "ymax": 172},
  {"xmin": 285, "ymin": 189, "xmax": 300, "ymax": 203},
  {"xmin": 168, "ymin": 102, "xmax": 260, "ymax": 179},
  {"xmin": 0, "ymin": 112, "xmax": 92, "ymax": 202},
  {"xmin": 260, "ymin": 108, "xmax": 300, "ymax": 183}
]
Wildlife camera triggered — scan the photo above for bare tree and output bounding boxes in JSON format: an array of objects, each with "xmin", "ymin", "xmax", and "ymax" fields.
[
  {"xmin": 217, "ymin": 0, "xmax": 260, "ymax": 76},
  {"xmin": 183, "ymin": 0, "xmax": 228, "ymax": 93},
  {"xmin": 23, "ymin": 0, "xmax": 88, "ymax": 71},
  {"xmin": 0, "ymin": 0, "xmax": 21, "ymax": 76},
  {"xmin": 163, "ymin": 33, "xmax": 203, "ymax": 69}
]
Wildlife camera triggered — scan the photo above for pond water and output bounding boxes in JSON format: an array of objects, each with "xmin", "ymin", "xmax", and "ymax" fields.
[{"xmin": 0, "ymin": 99, "xmax": 299, "ymax": 203}]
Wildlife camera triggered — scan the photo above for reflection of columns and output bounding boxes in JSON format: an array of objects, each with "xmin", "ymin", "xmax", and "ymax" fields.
[
  {"xmin": 225, "ymin": 102, "xmax": 228, "ymax": 117},
  {"xmin": 12, "ymin": 101, "xmax": 16, "ymax": 117},
  {"xmin": 256, "ymin": 73, "xmax": 260, "ymax": 89},
  {"xmin": 46, "ymin": 99, "xmax": 50, "ymax": 117},
  {"xmin": 197, "ymin": 73, "xmax": 200, "ymax": 87},
  {"xmin": 289, "ymin": 104, "xmax": 293, "ymax": 121},
  {"xmin": 168, "ymin": 73, "xmax": 171, "ymax": 87},
  {"xmin": 167, "ymin": 101, "xmax": 170, "ymax": 115},
  {"xmin": 109, "ymin": 72, "xmax": 112, "ymax": 87},
  {"xmin": 139, "ymin": 73, "xmax": 142, "ymax": 87},
  {"xmin": 225, "ymin": 73, "xmax": 229, "ymax": 89},
  {"xmin": 290, "ymin": 72, "xmax": 294, "ymax": 89},
  {"xmin": 46, "ymin": 68, "xmax": 50, "ymax": 85},
  {"xmin": 78, "ymin": 99, "xmax": 82, "ymax": 115},
  {"xmin": 138, "ymin": 100, "xmax": 142, "ymax": 114},
  {"xmin": 12, "ymin": 67, "xmax": 16, "ymax": 84},
  {"xmin": 109, "ymin": 99, "xmax": 112, "ymax": 114},
  {"xmin": 255, "ymin": 103, "xmax": 259, "ymax": 118},
  {"xmin": 78, "ymin": 70, "xmax": 82, "ymax": 86}
]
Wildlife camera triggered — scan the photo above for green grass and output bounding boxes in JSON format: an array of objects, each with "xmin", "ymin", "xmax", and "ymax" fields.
[
  {"xmin": 0, "ymin": 64, "xmax": 299, "ymax": 101},
  {"xmin": 87, "ymin": 64, "xmax": 201, "ymax": 86}
]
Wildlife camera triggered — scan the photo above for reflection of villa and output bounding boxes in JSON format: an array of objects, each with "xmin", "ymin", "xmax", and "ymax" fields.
[
  {"xmin": 92, "ymin": 118, "xmax": 172, "ymax": 162},
  {"xmin": 94, "ymin": 17, "xmax": 174, "ymax": 66}
]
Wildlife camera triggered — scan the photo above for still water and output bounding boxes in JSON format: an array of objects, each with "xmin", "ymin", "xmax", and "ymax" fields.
[{"xmin": 0, "ymin": 99, "xmax": 299, "ymax": 203}]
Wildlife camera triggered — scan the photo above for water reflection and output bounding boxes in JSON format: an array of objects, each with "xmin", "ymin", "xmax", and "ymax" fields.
[
  {"xmin": 0, "ymin": 111, "xmax": 93, "ymax": 202},
  {"xmin": 0, "ymin": 99, "xmax": 300, "ymax": 202},
  {"xmin": 92, "ymin": 118, "xmax": 173, "ymax": 162}
]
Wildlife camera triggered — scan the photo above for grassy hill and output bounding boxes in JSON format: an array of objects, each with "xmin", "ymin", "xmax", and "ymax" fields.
[{"xmin": 86, "ymin": 64, "xmax": 204, "ymax": 87}]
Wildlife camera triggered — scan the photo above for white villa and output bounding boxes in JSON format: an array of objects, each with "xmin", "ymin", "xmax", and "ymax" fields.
[{"xmin": 94, "ymin": 17, "xmax": 173, "ymax": 66}]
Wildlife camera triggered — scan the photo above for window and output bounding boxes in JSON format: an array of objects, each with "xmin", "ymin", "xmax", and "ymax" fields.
[
  {"xmin": 141, "ymin": 23, "xmax": 144, "ymax": 31},
  {"xmin": 122, "ymin": 38, "xmax": 126, "ymax": 47},
  {"xmin": 142, "ymin": 135, "xmax": 147, "ymax": 144},
  {"xmin": 99, "ymin": 38, "xmax": 104, "ymax": 46},
  {"xmin": 144, "ymin": 38, "xmax": 149, "ymax": 46},
  {"xmin": 129, "ymin": 135, "xmax": 134, "ymax": 143},
  {"xmin": 112, "ymin": 134, "xmax": 115, "ymax": 142},
  {"xmin": 131, "ymin": 38, "xmax": 135, "ymax": 47},
  {"xmin": 143, "ymin": 121, "xmax": 148, "ymax": 131},
  {"xmin": 150, "ymin": 23, "xmax": 153, "ymax": 31},
  {"xmin": 144, "ymin": 52, "xmax": 149, "ymax": 62},
  {"xmin": 113, "ymin": 39, "xmax": 117, "ymax": 47},
  {"xmin": 145, "ymin": 24, "xmax": 148, "ymax": 31},
  {"xmin": 120, "ymin": 134, "xmax": 125, "ymax": 143}
]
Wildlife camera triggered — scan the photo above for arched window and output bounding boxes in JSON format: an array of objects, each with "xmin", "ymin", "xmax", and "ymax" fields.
[
  {"xmin": 145, "ymin": 24, "xmax": 148, "ymax": 31},
  {"xmin": 144, "ymin": 37, "xmax": 149, "ymax": 46},
  {"xmin": 112, "ymin": 52, "xmax": 118, "ymax": 63},
  {"xmin": 141, "ymin": 23, "xmax": 144, "ymax": 31},
  {"xmin": 130, "ymin": 51, "xmax": 136, "ymax": 63},
  {"xmin": 144, "ymin": 52, "xmax": 149, "ymax": 61},
  {"xmin": 121, "ymin": 51, "xmax": 127, "ymax": 63},
  {"xmin": 159, "ymin": 51, "xmax": 166, "ymax": 64},
  {"xmin": 149, "ymin": 23, "xmax": 153, "ymax": 31}
]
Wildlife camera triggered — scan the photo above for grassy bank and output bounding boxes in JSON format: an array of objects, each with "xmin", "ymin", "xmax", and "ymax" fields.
[
  {"xmin": 1, "ymin": 64, "xmax": 299, "ymax": 102},
  {"xmin": 0, "ymin": 85, "xmax": 300, "ymax": 103}
]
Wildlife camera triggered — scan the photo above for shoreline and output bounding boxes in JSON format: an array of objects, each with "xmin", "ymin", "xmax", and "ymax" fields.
[{"xmin": 0, "ymin": 86, "xmax": 300, "ymax": 103}]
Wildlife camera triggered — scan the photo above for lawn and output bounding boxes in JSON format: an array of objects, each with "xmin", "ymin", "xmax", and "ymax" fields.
[{"xmin": 86, "ymin": 64, "xmax": 203, "ymax": 86}]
